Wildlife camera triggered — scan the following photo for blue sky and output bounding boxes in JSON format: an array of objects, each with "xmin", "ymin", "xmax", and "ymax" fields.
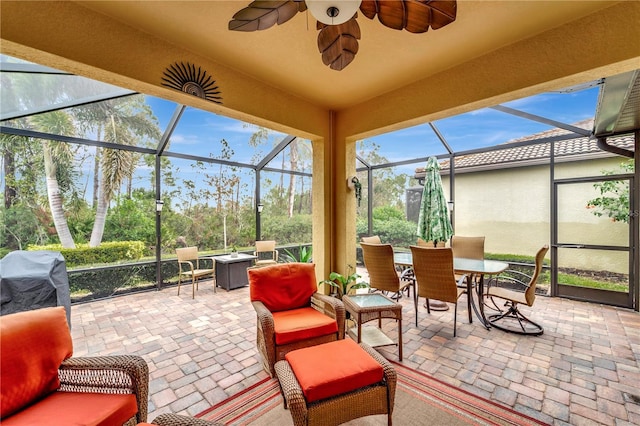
[
  {"xmin": 140, "ymin": 85, "xmax": 602, "ymax": 188},
  {"xmin": 2, "ymin": 53, "xmax": 600, "ymax": 178},
  {"xmin": 147, "ymin": 85, "xmax": 600, "ymax": 173},
  {"xmin": 0, "ymin": 55, "xmax": 604, "ymax": 210}
]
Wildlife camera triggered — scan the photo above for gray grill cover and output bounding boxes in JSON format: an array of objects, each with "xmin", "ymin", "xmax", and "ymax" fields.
[{"xmin": 0, "ymin": 250, "xmax": 71, "ymax": 325}]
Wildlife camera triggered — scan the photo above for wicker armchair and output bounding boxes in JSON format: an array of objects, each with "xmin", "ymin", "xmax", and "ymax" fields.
[
  {"xmin": 0, "ymin": 307, "xmax": 149, "ymax": 425},
  {"xmin": 410, "ymin": 246, "xmax": 466, "ymax": 336},
  {"xmin": 248, "ymin": 263, "xmax": 345, "ymax": 377},
  {"xmin": 486, "ymin": 245, "xmax": 549, "ymax": 335},
  {"xmin": 58, "ymin": 355, "xmax": 149, "ymax": 424}
]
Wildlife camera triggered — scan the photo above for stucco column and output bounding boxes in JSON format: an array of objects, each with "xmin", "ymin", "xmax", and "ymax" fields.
[{"xmin": 312, "ymin": 112, "xmax": 356, "ymax": 292}]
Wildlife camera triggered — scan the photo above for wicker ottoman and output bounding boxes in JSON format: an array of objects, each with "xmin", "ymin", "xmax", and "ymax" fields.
[{"xmin": 274, "ymin": 339, "xmax": 397, "ymax": 426}]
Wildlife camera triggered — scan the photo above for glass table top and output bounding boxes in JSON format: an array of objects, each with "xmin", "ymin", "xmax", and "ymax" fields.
[
  {"xmin": 346, "ymin": 294, "xmax": 396, "ymax": 308},
  {"xmin": 393, "ymin": 252, "xmax": 508, "ymax": 274}
]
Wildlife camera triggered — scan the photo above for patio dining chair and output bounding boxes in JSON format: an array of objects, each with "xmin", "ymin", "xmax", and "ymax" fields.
[
  {"xmin": 176, "ymin": 247, "xmax": 216, "ymax": 298},
  {"xmin": 361, "ymin": 242, "xmax": 415, "ymax": 303},
  {"xmin": 486, "ymin": 245, "xmax": 549, "ymax": 335},
  {"xmin": 410, "ymin": 246, "xmax": 466, "ymax": 337},
  {"xmin": 417, "ymin": 238, "xmax": 445, "ymax": 247},
  {"xmin": 361, "ymin": 235, "xmax": 382, "ymax": 244},
  {"xmin": 451, "ymin": 235, "xmax": 485, "ymax": 322},
  {"xmin": 254, "ymin": 240, "xmax": 279, "ymax": 267}
]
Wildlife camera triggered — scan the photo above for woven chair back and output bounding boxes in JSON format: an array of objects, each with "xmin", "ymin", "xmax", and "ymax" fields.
[
  {"xmin": 361, "ymin": 235, "xmax": 382, "ymax": 244},
  {"xmin": 451, "ymin": 236, "xmax": 485, "ymax": 260},
  {"xmin": 176, "ymin": 246, "xmax": 199, "ymax": 262},
  {"xmin": 524, "ymin": 245, "xmax": 549, "ymax": 306},
  {"xmin": 255, "ymin": 240, "xmax": 276, "ymax": 252},
  {"xmin": 410, "ymin": 246, "xmax": 458, "ymax": 303},
  {"xmin": 416, "ymin": 238, "xmax": 445, "ymax": 247},
  {"xmin": 360, "ymin": 242, "xmax": 400, "ymax": 293}
]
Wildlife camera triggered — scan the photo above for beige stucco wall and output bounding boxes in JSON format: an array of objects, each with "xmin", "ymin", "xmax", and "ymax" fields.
[{"xmin": 443, "ymin": 157, "xmax": 630, "ymax": 274}]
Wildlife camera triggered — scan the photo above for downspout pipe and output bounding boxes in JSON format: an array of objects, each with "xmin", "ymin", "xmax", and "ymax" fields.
[{"xmin": 597, "ymin": 136, "xmax": 634, "ymax": 158}]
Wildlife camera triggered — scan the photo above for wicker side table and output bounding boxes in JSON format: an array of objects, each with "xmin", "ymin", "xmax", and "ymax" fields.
[{"xmin": 342, "ymin": 293, "xmax": 403, "ymax": 361}]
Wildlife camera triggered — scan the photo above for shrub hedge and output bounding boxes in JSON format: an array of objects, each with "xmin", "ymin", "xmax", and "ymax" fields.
[{"xmin": 27, "ymin": 241, "xmax": 145, "ymax": 268}]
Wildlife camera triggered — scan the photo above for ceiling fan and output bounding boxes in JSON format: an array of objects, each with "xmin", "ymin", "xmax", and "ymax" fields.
[{"xmin": 229, "ymin": 0, "xmax": 457, "ymax": 71}]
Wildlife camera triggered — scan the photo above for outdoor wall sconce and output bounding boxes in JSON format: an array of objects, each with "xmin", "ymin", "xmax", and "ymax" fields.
[
  {"xmin": 347, "ymin": 176, "xmax": 362, "ymax": 207},
  {"xmin": 155, "ymin": 200, "xmax": 164, "ymax": 213},
  {"xmin": 257, "ymin": 203, "xmax": 264, "ymax": 214}
]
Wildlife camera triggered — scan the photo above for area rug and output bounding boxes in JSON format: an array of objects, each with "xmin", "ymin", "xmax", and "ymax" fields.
[{"xmin": 197, "ymin": 362, "xmax": 547, "ymax": 425}]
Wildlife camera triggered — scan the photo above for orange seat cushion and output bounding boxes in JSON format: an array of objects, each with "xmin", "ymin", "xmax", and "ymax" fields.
[
  {"xmin": 285, "ymin": 339, "xmax": 384, "ymax": 403},
  {"xmin": 248, "ymin": 263, "xmax": 317, "ymax": 312},
  {"xmin": 1, "ymin": 391, "xmax": 138, "ymax": 426},
  {"xmin": 273, "ymin": 307, "xmax": 338, "ymax": 345},
  {"xmin": 0, "ymin": 306, "xmax": 73, "ymax": 418}
]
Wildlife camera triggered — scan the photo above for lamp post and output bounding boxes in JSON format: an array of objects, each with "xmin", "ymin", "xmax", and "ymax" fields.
[{"xmin": 256, "ymin": 203, "xmax": 264, "ymax": 240}]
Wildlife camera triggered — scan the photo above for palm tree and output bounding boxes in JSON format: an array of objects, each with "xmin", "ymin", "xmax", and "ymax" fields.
[
  {"xmin": 81, "ymin": 96, "xmax": 160, "ymax": 247},
  {"xmin": 30, "ymin": 112, "xmax": 77, "ymax": 248}
]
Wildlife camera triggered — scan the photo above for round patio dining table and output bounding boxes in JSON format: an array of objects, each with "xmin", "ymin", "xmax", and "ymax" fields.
[{"xmin": 393, "ymin": 252, "xmax": 509, "ymax": 329}]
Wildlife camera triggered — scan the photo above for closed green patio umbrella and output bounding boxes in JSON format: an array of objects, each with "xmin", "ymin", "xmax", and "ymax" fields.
[
  {"xmin": 416, "ymin": 156, "xmax": 453, "ymax": 311},
  {"xmin": 417, "ymin": 156, "xmax": 453, "ymax": 246}
]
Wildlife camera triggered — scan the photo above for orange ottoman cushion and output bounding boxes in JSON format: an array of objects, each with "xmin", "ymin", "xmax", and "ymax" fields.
[
  {"xmin": 273, "ymin": 307, "xmax": 338, "ymax": 345},
  {"xmin": 285, "ymin": 339, "xmax": 384, "ymax": 403},
  {"xmin": 1, "ymin": 391, "xmax": 137, "ymax": 426},
  {"xmin": 0, "ymin": 306, "xmax": 73, "ymax": 418}
]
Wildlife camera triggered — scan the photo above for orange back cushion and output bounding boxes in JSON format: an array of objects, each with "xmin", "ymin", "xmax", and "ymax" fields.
[
  {"xmin": 0, "ymin": 306, "xmax": 73, "ymax": 418},
  {"xmin": 248, "ymin": 263, "xmax": 317, "ymax": 312}
]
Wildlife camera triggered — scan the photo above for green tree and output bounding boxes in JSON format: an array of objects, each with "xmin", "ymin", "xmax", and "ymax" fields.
[
  {"xmin": 0, "ymin": 205, "xmax": 48, "ymax": 251},
  {"xmin": 357, "ymin": 206, "xmax": 417, "ymax": 247},
  {"xmin": 31, "ymin": 111, "xmax": 78, "ymax": 248},
  {"xmin": 104, "ymin": 193, "xmax": 156, "ymax": 245},
  {"xmin": 586, "ymin": 159, "xmax": 633, "ymax": 223},
  {"xmin": 356, "ymin": 139, "xmax": 411, "ymax": 217},
  {"xmin": 76, "ymin": 96, "xmax": 161, "ymax": 247}
]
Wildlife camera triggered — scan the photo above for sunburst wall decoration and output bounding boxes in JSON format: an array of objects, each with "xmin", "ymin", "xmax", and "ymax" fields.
[{"xmin": 161, "ymin": 62, "xmax": 222, "ymax": 104}]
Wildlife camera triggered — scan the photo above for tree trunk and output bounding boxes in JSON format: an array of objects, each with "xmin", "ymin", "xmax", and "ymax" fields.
[
  {"xmin": 92, "ymin": 146, "xmax": 101, "ymax": 208},
  {"xmin": 3, "ymin": 145, "xmax": 16, "ymax": 209},
  {"xmin": 43, "ymin": 142, "xmax": 76, "ymax": 248},
  {"xmin": 89, "ymin": 190, "xmax": 108, "ymax": 247},
  {"xmin": 287, "ymin": 141, "xmax": 299, "ymax": 218},
  {"xmin": 126, "ymin": 176, "xmax": 132, "ymax": 198}
]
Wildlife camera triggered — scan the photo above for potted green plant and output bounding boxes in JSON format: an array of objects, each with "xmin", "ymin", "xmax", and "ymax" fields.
[
  {"xmin": 230, "ymin": 245, "xmax": 238, "ymax": 258},
  {"xmin": 320, "ymin": 265, "xmax": 369, "ymax": 299},
  {"xmin": 282, "ymin": 245, "xmax": 313, "ymax": 263}
]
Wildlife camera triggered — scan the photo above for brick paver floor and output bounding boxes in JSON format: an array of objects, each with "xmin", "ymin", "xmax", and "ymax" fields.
[{"xmin": 70, "ymin": 281, "xmax": 640, "ymax": 425}]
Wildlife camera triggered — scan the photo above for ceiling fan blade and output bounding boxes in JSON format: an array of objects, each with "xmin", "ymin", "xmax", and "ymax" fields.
[
  {"xmin": 317, "ymin": 18, "xmax": 361, "ymax": 71},
  {"xmin": 360, "ymin": 0, "xmax": 456, "ymax": 33},
  {"xmin": 229, "ymin": 1, "xmax": 306, "ymax": 32}
]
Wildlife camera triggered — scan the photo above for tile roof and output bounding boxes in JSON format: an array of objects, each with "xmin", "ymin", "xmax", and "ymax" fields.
[{"xmin": 415, "ymin": 119, "xmax": 635, "ymax": 175}]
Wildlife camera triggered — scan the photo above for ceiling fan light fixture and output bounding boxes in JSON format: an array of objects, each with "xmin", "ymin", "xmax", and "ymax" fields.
[{"xmin": 306, "ymin": 0, "xmax": 362, "ymax": 25}]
